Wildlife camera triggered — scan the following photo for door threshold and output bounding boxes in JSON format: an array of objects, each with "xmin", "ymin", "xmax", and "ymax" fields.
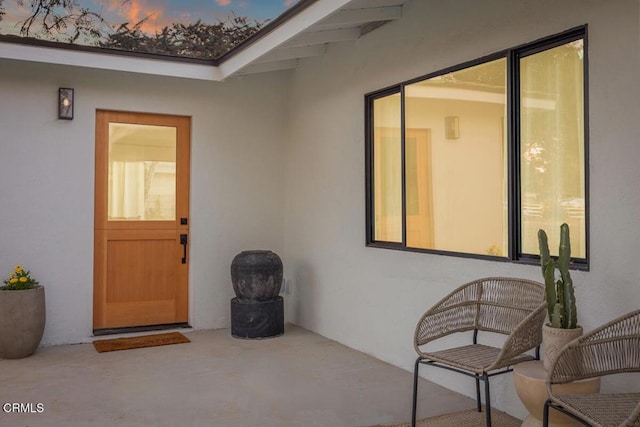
[{"xmin": 93, "ymin": 322, "xmax": 191, "ymax": 337}]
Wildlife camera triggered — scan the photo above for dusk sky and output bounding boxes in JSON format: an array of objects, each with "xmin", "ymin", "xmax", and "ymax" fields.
[{"xmin": 0, "ymin": 0, "xmax": 299, "ymax": 37}]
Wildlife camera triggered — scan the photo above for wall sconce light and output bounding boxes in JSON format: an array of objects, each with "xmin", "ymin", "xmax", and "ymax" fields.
[
  {"xmin": 445, "ymin": 116, "xmax": 459, "ymax": 140},
  {"xmin": 58, "ymin": 88, "xmax": 74, "ymax": 120}
]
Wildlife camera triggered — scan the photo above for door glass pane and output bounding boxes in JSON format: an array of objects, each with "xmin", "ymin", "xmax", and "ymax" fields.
[
  {"xmin": 404, "ymin": 58, "xmax": 508, "ymax": 256},
  {"xmin": 108, "ymin": 123, "xmax": 177, "ymax": 221},
  {"xmin": 520, "ymin": 39, "xmax": 585, "ymax": 258}
]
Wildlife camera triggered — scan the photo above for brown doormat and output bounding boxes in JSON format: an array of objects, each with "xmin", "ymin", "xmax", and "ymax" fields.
[
  {"xmin": 93, "ymin": 332, "xmax": 190, "ymax": 353},
  {"xmin": 364, "ymin": 407, "xmax": 520, "ymax": 427}
]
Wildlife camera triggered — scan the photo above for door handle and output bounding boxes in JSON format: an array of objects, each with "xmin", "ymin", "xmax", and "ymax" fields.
[{"xmin": 180, "ymin": 234, "xmax": 188, "ymax": 264}]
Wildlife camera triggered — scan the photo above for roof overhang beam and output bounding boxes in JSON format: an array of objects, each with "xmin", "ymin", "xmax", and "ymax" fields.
[
  {"xmin": 0, "ymin": 40, "xmax": 223, "ymax": 81},
  {"xmin": 218, "ymin": 0, "xmax": 354, "ymax": 80}
]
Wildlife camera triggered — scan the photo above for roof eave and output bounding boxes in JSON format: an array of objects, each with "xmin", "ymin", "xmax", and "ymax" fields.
[{"xmin": 217, "ymin": 0, "xmax": 355, "ymax": 79}]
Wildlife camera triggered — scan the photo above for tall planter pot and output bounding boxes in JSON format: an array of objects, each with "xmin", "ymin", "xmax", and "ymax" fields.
[
  {"xmin": 0, "ymin": 285, "xmax": 46, "ymax": 359},
  {"xmin": 542, "ymin": 323, "xmax": 583, "ymax": 371}
]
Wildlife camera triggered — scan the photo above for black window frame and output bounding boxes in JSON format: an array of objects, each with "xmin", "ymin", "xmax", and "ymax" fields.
[{"xmin": 365, "ymin": 26, "xmax": 589, "ymax": 270}]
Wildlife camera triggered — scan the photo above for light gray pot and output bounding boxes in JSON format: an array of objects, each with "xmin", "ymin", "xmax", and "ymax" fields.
[{"xmin": 0, "ymin": 285, "xmax": 46, "ymax": 359}]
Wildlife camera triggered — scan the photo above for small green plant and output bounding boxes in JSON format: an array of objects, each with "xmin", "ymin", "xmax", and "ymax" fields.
[
  {"xmin": 2, "ymin": 265, "xmax": 39, "ymax": 291},
  {"xmin": 538, "ymin": 223, "xmax": 578, "ymax": 329}
]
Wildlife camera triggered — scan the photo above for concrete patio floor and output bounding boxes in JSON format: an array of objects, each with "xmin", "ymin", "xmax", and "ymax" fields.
[{"xmin": 0, "ymin": 325, "xmax": 480, "ymax": 427}]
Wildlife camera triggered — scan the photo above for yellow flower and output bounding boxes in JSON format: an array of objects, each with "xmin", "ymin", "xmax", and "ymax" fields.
[
  {"xmin": 9, "ymin": 278, "xmax": 18, "ymax": 284},
  {"xmin": 15, "ymin": 265, "xmax": 23, "ymax": 273},
  {"xmin": 19, "ymin": 277, "xmax": 28, "ymax": 283}
]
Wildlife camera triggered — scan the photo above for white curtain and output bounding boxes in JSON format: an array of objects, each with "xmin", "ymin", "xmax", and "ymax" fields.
[{"xmin": 109, "ymin": 161, "xmax": 146, "ymax": 220}]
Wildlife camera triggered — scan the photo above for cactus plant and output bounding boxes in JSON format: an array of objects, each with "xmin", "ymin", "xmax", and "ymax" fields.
[{"xmin": 538, "ymin": 223, "xmax": 578, "ymax": 329}]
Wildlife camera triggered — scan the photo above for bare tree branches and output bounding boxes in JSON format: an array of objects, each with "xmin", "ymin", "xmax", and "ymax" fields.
[
  {"xmin": 16, "ymin": 0, "xmax": 110, "ymax": 43},
  {"xmin": 100, "ymin": 16, "xmax": 264, "ymax": 60},
  {"xmin": 5, "ymin": 0, "xmax": 265, "ymax": 59}
]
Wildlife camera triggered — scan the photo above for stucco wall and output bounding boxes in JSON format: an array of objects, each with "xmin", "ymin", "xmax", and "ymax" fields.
[
  {"xmin": 284, "ymin": 0, "xmax": 640, "ymax": 419},
  {"xmin": 0, "ymin": 59, "xmax": 287, "ymax": 346}
]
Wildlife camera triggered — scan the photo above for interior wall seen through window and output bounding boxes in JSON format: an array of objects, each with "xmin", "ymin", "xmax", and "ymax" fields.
[{"xmin": 404, "ymin": 58, "xmax": 507, "ymax": 256}]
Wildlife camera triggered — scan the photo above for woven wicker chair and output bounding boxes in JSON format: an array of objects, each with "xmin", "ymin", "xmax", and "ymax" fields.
[
  {"xmin": 411, "ymin": 277, "xmax": 546, "ymax": 427},
  {"xmin": 543, "ymin": 309, "xmax": 640, "ymax": 427}
]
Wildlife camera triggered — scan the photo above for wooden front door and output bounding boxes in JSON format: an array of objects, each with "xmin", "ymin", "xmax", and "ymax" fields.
[{"xmin": 93, "ymin": 110, "xmax": 190, "ymax": 331}]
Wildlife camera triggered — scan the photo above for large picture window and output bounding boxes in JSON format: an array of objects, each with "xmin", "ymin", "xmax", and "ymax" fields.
[{"xmin": 365, "ymin": 27, "xmax": 588, "ymax": 266}]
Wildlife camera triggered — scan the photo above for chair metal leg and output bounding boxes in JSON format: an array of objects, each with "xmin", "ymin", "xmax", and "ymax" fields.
[
  {"xmin": 483, "ymin": 374, "xmax": 491, "ymax": 427},
  {"xmin": 410, "ymin": 358, "xmax": 510, "ymax": 427},
  {"xmin": 543, "ymin": 399, "xmax": 551, "ymax": 427},
  {"xmin": 411, "ymin": 357, "xmax": 422, "ymax": 427},
  {"xmin": 543, "ymin": 400, "xmax": 592, "ymax": 427}
]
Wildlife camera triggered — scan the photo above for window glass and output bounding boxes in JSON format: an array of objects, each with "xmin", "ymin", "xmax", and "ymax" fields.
[
  {"xmin": 108, "ymin": 123, "xmax": 177, "ymax": 221},
  {"xmin": 365, "ymin": 30, "xmax": 587, "ymax": 265},
  {"xmin": 404, "ymin": 59, "xmax": 507, "ymax": 255},
  {"xmin": 372, "ymin": 93, "xmax": 402, "ymax": 243},
  {"xmin": 520, "ymin": 40, "xmax": 585, "ymax": 258}
]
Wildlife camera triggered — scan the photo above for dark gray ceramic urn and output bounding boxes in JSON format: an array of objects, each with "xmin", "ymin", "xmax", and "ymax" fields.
[{"xmin": 230, "ymin": 250, "xmax": 283, "ymax": 301}]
